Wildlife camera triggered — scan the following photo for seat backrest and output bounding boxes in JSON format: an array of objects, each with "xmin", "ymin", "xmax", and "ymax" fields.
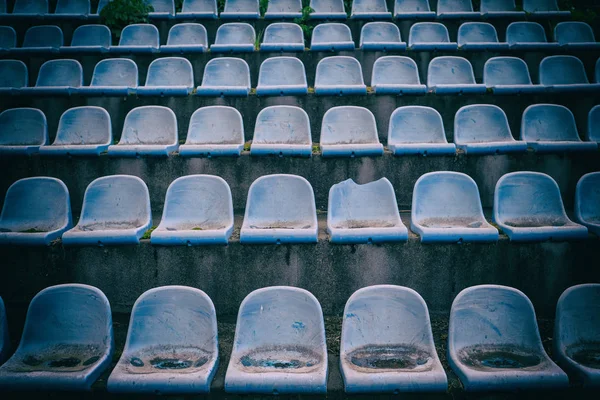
[
  {"xmin": 539, "ymin": 55, "xmax": 589, "ymax": 85},
  {"xmin": 186, "ymin": 106, "xmax": 244, "ymax": 145},
  {"xmin": 310, "ymin": 0, "xmax": 344, "ymax": 13},
  {"xmin": 258, "ymin": 57, "xmax": 306, "ymax": 87},
  {"xmin": 223, "ymin": 0, "xmax": 259, "ymax": 12},
  {"xmin": 588, "ymin": 105, "xmax": 600, "ymax": 142},
  {"xmin": 214, "ymin": 22, "xmax": 255, "ymax": 45},
  {"xmin": 428, "ymin": 57, "xmax": 477, "ymax": 86},
  {"xmin": 23, "ymin": 25, "xmax": 63, "ymax": 48},
  {"xmin": 263, "ymin": 23, "xmax": 303, "ymax": 45},
  {"xmin": 36, "ymin": 59, "xmax": 82, "ymax": 87},
  {"xmin": 0, "ymin": 60, "xmax": 28, "ymax": 88},
  {"xmin": 149, "ymin": 0, "xmax": 175, "ymax": 13},
  {"xmin": 166, "ymin": 23, "xmax": 208, "ymax": 46},
  {"xmin": 454, "ymin": 105, "xmax": 514, "ymax": 143},
  {"xmin": 438, "ymin": 0, "xmax": 472, "ymax": 12},
  {"xmin": 55, "ymin": 0, "xmax": 90, "ymax": 14},
  {"xmin": 409, "ymin": 22, "xmax": 450, "ymax": 45},
  {"xmin": 145, "ymin": 57, "xmax": 194, "ymax": 87},
  {"xmin": 555, "ymin": 284, "xmax": 600, "ymax": 350},
  {"xmin": 70, "ymin": 25, "xmax": 111, "ymax": 47},
  {"xmin": 575, "ymin": 172, "xmax": 600, "ymax": 223},
  {"xmin": 524, "ymin": 0, "xmax": 560, "ymax": 12},
  {"xmin": 458, "ymin": 22, "xmax": 499, "ymax": 45},
  {"xmin": 480, "ymin": 0, "xmax": 516, "ymax": 12},
  {"xmin": 0, "ymin": 26, "xmax": 16, "ymax": 49},
  {"xmin": 372, "ymin": 56, "xmax": 421, "ymax": 85},
  {"xmin": 554, "ymin": 22, "xmax": 595, "ymax": 44},
  {"xmin": 361, "ymin": 22, "xmax": 402, "ymax": 43},
  {"xmin": 90, "ymin": 59, "xmax": 138, "ymax": 87},
  {"xmin": 182, "ymin": 0, "xmax": 217, "ymax": 13},
  {"xmin": 315, "ymin": 56, "xmax": 364, "ymax": 86},
  {"xmin": 388, "ymin": 106, "xmax": 446, "ymax": 143},
  {"xmin": 53, "ymin": 106, "xmax": 111, "ymax": 146},
  {"xmin": 395, "ymin": 0, "xmax": 431, "ymax": 12},
  {"xmin": 506, "ymin": 22, "xmax": 548, "ymax": 44},
  {"xmin": 13, "ymin": 0, "xmax": 48, "ymax": 14},
  {"xmin": 521, "ymin": 104, "xmax": 580, "ymax": 142},
  {"xmin": 484, "ymin": 57, "xmax": 533, "ymax": 86},
  {"xmin": 353, "ymin": 0, "xmax": 388, "ymax": 13},
  {"xmin": 0, "ymin": 108, "xmax": 47, "ymax": 146},
  {"xmin": 201, "ymin": 58, "xmax": 250, "ymax": 87},
  {"xmin": 253, "ymin": 106, "xmax": 310, "ymax": 144},
  {"xmin": 119, "ymin": 24, "xmax": 159, "ymax": 47},
  {"xmin": 321, "ymin": 106, "xmax": 378, "ymax": 145},
  {"xmin": 120, "ymin": 106, "xmax": 177, "ymax": 145},
  {"xmin": 312, "ymin": 23, "xmax": 352, "ymax": 44}
]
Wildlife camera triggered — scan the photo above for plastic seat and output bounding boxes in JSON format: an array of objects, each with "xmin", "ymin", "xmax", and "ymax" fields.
[
  {"xmin": 449, "ymin": 285, "xmax": 569, "ymax": 391},
  {"xmin": 177, "ymin": 0, "xmax": 217, "ymax": 18},
  {"xmin": 256, "ymin": 57, "xmax": 308, "ymax": 96},
  {"xmin": 196, "ymin": 57, "xmax": 250, "ymax": 96},
  {"xmin": 480, "ymin": 0, "xmax": 525, "ymax": 17},
  {"xmin": 311, "ymin": 23, "xmax": 354, "ymax": 51},
  {"xmin": 437, "ymin": 0, "xmax": 479, "ymax": 19},
  {"xmin": 371, "ymin": 56, "xmax": 426, "ymax": 95},
  {"xmin": 506, "ymin": 22, "xmax": 559, "ymax": 50},
  {"xmin": 136, "ymin": 57, "xmax": 194, "ymax": 96},
  {"xmin": 77, "ymin": 59, "xmax": 138, "ymax": 96},
  {"xmin": 523, "ymin": 0, "xmax": 570, "ymax": 16},
  {"xmin": 18, "ymin": 59, "xmax": 82, "ymax": 95},
  {"xmin": 265, "ymin": 0, "xmax": 302, "ymax": 18},
  {"xmin": 225, "ymin": 287, "xmax": 327, "ymax": 393},
  {"xmin": 260, "ymin": 23, "xmax": 304, "ymax": 52},
  {"xmin": 108, "ymin": 106, "xmax": 178, "ymax": 157},
  {"xmin": 52, "ymin": 0, "xmax": 90, "ymax": 17},
  {"xmin": 393, "ymin": 0, "xmax": 435, "ymax": 18},
  {"xmin": 427, "ymin": 57, "xmax": 486, "ymax": 94},
  {"xmin": 221, "ymin": 0, "xmax": 260, "ymax": 19},
  {"xmin": 0, "ymin": 108, "xmax": 47, "ymax": 155},
  {"xmin": 0, "ymin": 60, "xmax": 28, "ymax": 94},
  {"xmin": 111, "ymin": 24, "xmax": 159, "ymax": 54},
  {"xmin": 521, "ymin": 104, "xmax": 598, "ymax": 152},
  {"xmin": 148, "ymin": 0, "xmax": 175, "ymax": 18},
  {"xmin": 554, "ymin": 22, "xmax": 600, "ymax": 49},
  {"xmin": 388, "ymin": 106, "xmax": 455, "ymax": 155},
  {"xmin": 328, "ymin": 179, "xmax": 408, "ymax": 243},
  {"xmin": 575, "ymin": 172, "xmax": 600, "ymax": 236},
  {"xmin": 314, "ymin": 56, "xmax": 366, "ymax": 95},
  {"xmin": 160, "ymin": 23, "xmax": 208, "ymax": 54},
  {"xmin": 454, "ymin": 105, "xmax": 527, "ymax": 155},
  {"xmin": 60, "ymin": 25, "xmax": 111, "ymax": 53},
  {"xmin": 179, "ymin": 106, "xmax": 244, "ymax": 157},
  {"xmin": 539, "ymin": 55, "xmax": 599, "ymax": 92},
  {"xmin": 0, "ymin": 297, "xmax": 8, "ymax": 365},
  {"xmin": 320, "ymin": 106, "xmax": 383, "ymax": 157},
  {"xmin": 211, "ymin": 23, "xmax": 255, "ymax": 52},
  {"xmin": 12, "ymin": 0, "xmax": 48, "ymax": 15},
  {"xmin": 309, "ymin": 0, "xmax": 346, "ymax": 19},
  {"xmin": 0, "ymin": 284, "xmax": 113, "ymax": 390},
  {"xmin": 151, "ymin": 176, "xmax": 234, "ymax": 245},
  {"xmin": 15, "ymin": 25, "xmax": 63, "ymax": 53},
  {"xmin": 0, "ymin": 26, "xmax": 16, "ymax": 50},
  {"xmin": 351, "ymin": 0, "xmax": 391, "ymax": 19},
  {"xmin": 62, "ymin": 175, "xmax": 152, "ymax": 246},
  {"xmin": 0, "ymin": 178, "xmax": 71, "ymax": 245},
  {"xmin": 408, "ymin": 22, "xmax": 457, "ymax": 50},
  {"xmin": 240, "ymin": 175, "xmax": 318, "ymax": 244},
  {"xmin": 0, "ymin": 0, "xmax": 5, "ymax": 13},
  {"xmin": 251, "ymin": 106, "xmax": 311, "ymax": 157},
  {"xmin": 95, "ymin": 0, "xmax": 110, "ymax": 14},
  {"xmin": 457, "ymin": 22, "xmax": 508, "ymax": 50},
  {"xmin": 411, "ymin": 172, "xmax": 498, "ymax": 243},
  {"xmin": 483, "ymin": 57, "xmax": 545, "ymax": 94},
  {"xmin": 494, "ymin": 172, "xmax": 588, "ymax": 241},
  {"xmin": 588, "ymin": 105, "xmax": 600, "ymax": 143},
  {"xmin": 360, "ymin": 22, "xmax": 406, "ymax": 51},
  {"xmin": 341, "ymin": 285, "xmax": 447, "ymax": 392}
]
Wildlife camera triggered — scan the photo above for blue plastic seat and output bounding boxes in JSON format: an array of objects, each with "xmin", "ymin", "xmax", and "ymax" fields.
[
  {"xmin": 18, "ymin": 59, "xmax": 82, "ymax": 95},
  {"xmin": 393, "ymin": 0, "xmax": 435, "ymax": 18},
  {"xmin": 554, "ymin": 22, "xmax": 600, "ymax": 49},
  {"xmin": 108, "ymin": 286, "xmax": 218, "ymax": 392},
  {"xmin": 427, "ymin": 57, "xmax": 486, "ymax": 94},
  {"xmin": 596, "ymin": 57, "xmax": 600, "ymax": 84},
  {"xmin": 314, "ymin": 56, "xmax": 366, "ymax": 95},
  {"xmin": 506, "ymin": 22, "xmax": 560, "ymax": 50},
  {"xmin": 95, "ymin": 0, "xmax": 110, "ymax": 14},
  {"xmin": 108, "ymin": 106, "xmax": 178, "ymax": 157},
  {"xmin": 15, "ymin": 25, "xmax": 63, "ymax": 53},
  {"xmin": 408, "ymin": 22, "xmax": 457, "ymax": 50},
  {"xmin": 0, "ymin": 177, "xmax": 71, "ymax": 245},
  {"xmin": 179, "ymin": 106, "xmax": 245, "ymax": 157},
  {"xmin": 221, "ymin": 0, "xmax": 260, "ymax": 19},
  {"xmin": 225, "ymin": 287, "xmax": 327, "ymax": 393},
  {"xmin": 39, "ymin": 107, "xmax": 111, "ymax": 156},
  {"xmin": 371, "ymin": 56, "xmax": 426, "ymax": 95},
  {"xmin": 136, "ymin": 57, "xmax": 194, "ymax": 96},
  {"xmin": 311, "ymin": 23, "xmax": 354, "ymax": 51},
  {"xmin": 521, "ymin": 104, "xmax": 598, "ymax": 153},
  {"xmin": 494, "ymin": 172, "xmax": 588, "ymax": 241},
  {"xmin": 575, "ymin": 172, "xmax": 600, "ymax": 236},
  {"xmin": 265, "ymin": 0, "xmax": 302, "ymax": 18},
  {"xmin": 309, "ymin": 0, "xmax": 346, "ymax": 19},
  {"xmin": 437, "ymin": 0, "xmax": 479, "ymax": 19},
  {"xmin": 351, "ymin": 0, "xmax": 391, "ymax": 19},
  {"xmin": 52, "ymin": 0, "xmax": 90, "ymax": 17},
  {"xmin": 251, "ymin": 106, "xmax": 311, "ymax": 156},
  {"xmin": 0, "ymin": 297, "xmax": 8, "ymax": 365},
  {"xmin": 483, "ymin": 57, "xmax": 545, "ymax": 94},
  {"xmin": 148, "ymin": 0, "xmax": 175, "ymax": 18},
  {"xmin": 0, "ymin": 60, "xmax": 28, "ymax": 94},
  {"xmin": 0, "ymin": 108, "xmax": 47, "ymax": 155},
  {"xmin": 588, "ymin": 105, "xmax": 600, "ymax": 143},
  {"xmin": 480, "ymin": 0, "xmax": 525, "ymax": 17},
  {"xmin": 328, "ymin": 179, "xmax": 408, "ymax": 243},
  {"xmin": 177, "ymin": 0, "xmax": 217, "ymax": 18},
  {"xmin": 454, "ymin": 105, "xmax": 527, "ymax": 155},
  {"xmin": 449, "ymin": 285, "xmax": 569, "ymax": 391},
  {"xmin": 341, "ymin": 285, "xmax": 447, "ymax": 392},
  {"xmin": 62, "ymin": 175, "xmax": 152, "ymax": 246},
  {"xmin": 60, "ymin": 25, "xmax": 111, "ymax": 53},
  {"xmin": 360, "ymin": 22, "xmax": 406, "ymax": 51},
  {"xmin": 256, "ymin": 57, "xmax": 308, "ymax": 96},
  {"xmin": 555, "ymin": 284, "xmax": 600, "ymax": 387},
  {"xmin": 111, "ymin": 24, "xmax": 159, "ymax": 54},
  {"xmin": 12, "ymin": 0, "xmax": 48, "ymax": 15},
  {"xmin": 211, "ymin": 22, "xmax": 255, "ymax": 52},
  {"xmin": 388, "ymin": 106, "xmax": 455, "ymax": 155},
  {"xmin": 151, "ymin": 176, "xmax": 234, "ymax": 245},
  {"xmin": 0, "ymin": 0, "xmax": 5, "ymax": 13},
  {"xmin": 196, "ymin": 57, "xmax": 250, "ymax": 96},
  {"xmin": 0, "ymin": 284, "xmax": 113, "ymax": 390},
  {"xmin": 320, "ymin": 106, "xmax": 383, "ymax": 157},
  {"xmin": 260, "ymin": 22, "xmax": 304, "ymax": 52},
  {"xmin": 0, "ymin": 26, "xmax": 16, "ymax": 50},
  {"xmin": 539, "ymin": 55, "xmax": 599, "ymax": 92},
  {"xmin": 240, "ymin": 175, "xmax": 318, "ymax": 244},
  {"xmin": 523, "ymin": 0, "xmax": 570, "ymax": 16},
  {"xmin": 161, "ymin": 23, "xmax": 208, "ymax": 54},
  {"xmin": 457, "ymin": 22, "xmax": 508, "ymax": 50},
  {"xmin": 77, "ymin": 59, "xmax": 138, "ymax": 96},
  {"xmin": 411, "ymin": 172, "xmax": 498, "ymax": 243}
]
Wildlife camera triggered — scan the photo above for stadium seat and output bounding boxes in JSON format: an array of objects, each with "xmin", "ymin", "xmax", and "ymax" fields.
[
  {"xmin": 265, "ymin": 0, "xmax": 302, "ymax": 18},
  {"xmin": 523, "ymin": 0, "xmax": 570, "ymax": 17},
  {"xmin": 539, "ymin": 55, "xmax": 599, "ymax": 92},
  {"xmin": 256, "ymin": 57, "xmax": 308, "ymax": 96},
  {"xmin": 0, "ymin": 26, "xmax": 16, "ymax": 50},
  {"xmin": 393, "ymin": 0, "xmax": 435, "ymax": 18},
  {"xmin": 483, "ymin": 57, "xmax": 545, "ymax": 94},
  {"xmin": 179, "ymin": 106, "xmax": 245, "ymax": 157},
  {"xmin": 77, "ymin": 58, "xmax": 138, "ymax": 96},
  {"xmin": 340, "ymin": 285, "xmax": 447, "ymax": 392},
  {"xmin": 328, "ymin": 178, "xmax": 408, "ymax": 243},
  {"xmin": 521, "ymin": 104, "xmax": 598, "ymax": 152},
  {"xmin": 371, "ymin": 56, "xmax": 426, "ymax": 95},
  {"xmin": 554, "ymin": 22, "xmax": 600, "ymax": 49},
  {"xmin": 408, "ymin": 22, "xmax": 457, "ymax": 50},
  {"xmin": 62, "ymin": 175, "xmax": 152, "ymax": 246},
  {"xmin": 0, "ymin": 284, "xmax": 113, "ymax": 390},
  {"xmin": 151, "ymin": 176, "xmax": 234, "ymax": 245},
  {"xmin": 494, "ymin": 172, "xmax": 588, "ymax": 241},
  {"xmin": 311, "ymin": 23, "xmax": 354, "ymax": 51},
  {"xmin": 359, "ymin": 22, "xmax": 406, "ymax": 51},
  {"xmin": 225, "ymin": 287, "xmax": 327, "ymax": 393},
  {"xmin": 0, "ymin": 60, "xmax": 28, "ymax": 94},
  {"xmin": 588, "ymin": 105, "xmax": 600, "ymax": 143},
  {"xmin": 427, "ymin": 57, "xmax": 486, "ymax": 94},
  {"xmin": 196, "ymin": 57, "xmax": 251, "ymax": 96},
  {"xmin": 110, "ymin": 24, "xmax": 159, "ymax": 54},
  {"xmin": 221, "ymin": 0, "xmax": 260, "ymax": 19},
  {"xmin": 177, "ymin": 0, "xmax": 218, "ymax": 18},
  {"xmin": 575, "ymin": 172, "xmax": 600, "ymax": 236},
  {"xmin": 0, "ymin": 177, "xmax": 71, "ymax": 245},
  {"xmin": 95, "ymin": 0, "xmax": 110, "ymax": 14},
  {"xmin": 60, "ymin": 25, "xmax": 111, "ymax": 53},
  {"xmin": 12, "ymin": 0, "xmax": 48, "ymax": 15},
  {"xmin": 457, "ymin": 22, "xmax": 508, "ymax": 50},
  {"xmin": 39, "ymin": 107, "xmax": 111, "ymax": 156},
  {"xmin": 411, "ymin": 172, "xmax": 498, "ymax": 243},
  {"xmin": 506, "ymin": 22, "xmax": 560, "ymax": 50},
  {"xmin": 14, "ymin": 25, "xmax": 62, "ymax": 53},
  {"xmin": 0, "ymin": 108, "xmax": 47, "ymax": 155},
  {"xmin": 18, "ymin": 59, "xmax": 82, "ymax": 95},
  {"xmin": 387, "ymin": 106, "xmax": 455, "ymax": 155},
  {"xmin": 136, "ymin": 57, "xmax": 194, "ymax": 96},
  {"xmin": 108, "ymin": 106, "xmax": 178, "ymax": 157},
  {"xmin": 240, "ymin": 175, "xmax": 318, "ymax": 244},
  {"xmin": 260, "ymin": 22, "xmax": 304, "ymax": 51},
  {"xmin": 211, "ymin": 22, "xmax": 255, "ymax": 52},
  {"xmin": 479, "ymin": 0, "xmax": 525, "ymax": 17},
  {"xmin": 148, "ymin": 0, "xmax": 175, "ymax": 18},
  {"xmin": 454, "ymin": 105, "xmax": 527, "ymax": 154},
  {"xmin": 309, "ymin": 0, "xmax": 346, "ymax": 19},
  {"xmin": 437, "ymin": 0, "xmax": 479, "ymax": 19},
  {"xmin": 314, "ymin": 56, "xmax": 366, "ymax": 95},
  {"xmin": 108, "ymin": 286, "xmax": 218, "ymax": 392},
  {"xmin": 160, "ymin": 23, "xmax": 208, "ymax": 53},
  {"xmin": 251, "ymin": 105, "xmax": 311, "ymax": 156},
  {"xmin": 449, "ymin": 285, "xmax": 569, "ymax": 391},
  {"xmin": 351, "ymin": 0, "xmax": 391, "ymax": 19},
  {"xmin": 0, "ymin": 297, "xmax": 7, "ymax": 365},
  {"xmin": 52, "ymin": 0, "xmax": 90, "ymax": 18},
  {"xmin": 320, "ymin": 106, "xmax": 383, "ymax": 157},
  {"xmin": 0, "ymin": 0, "xmax": 5, "ymax": 13}
]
